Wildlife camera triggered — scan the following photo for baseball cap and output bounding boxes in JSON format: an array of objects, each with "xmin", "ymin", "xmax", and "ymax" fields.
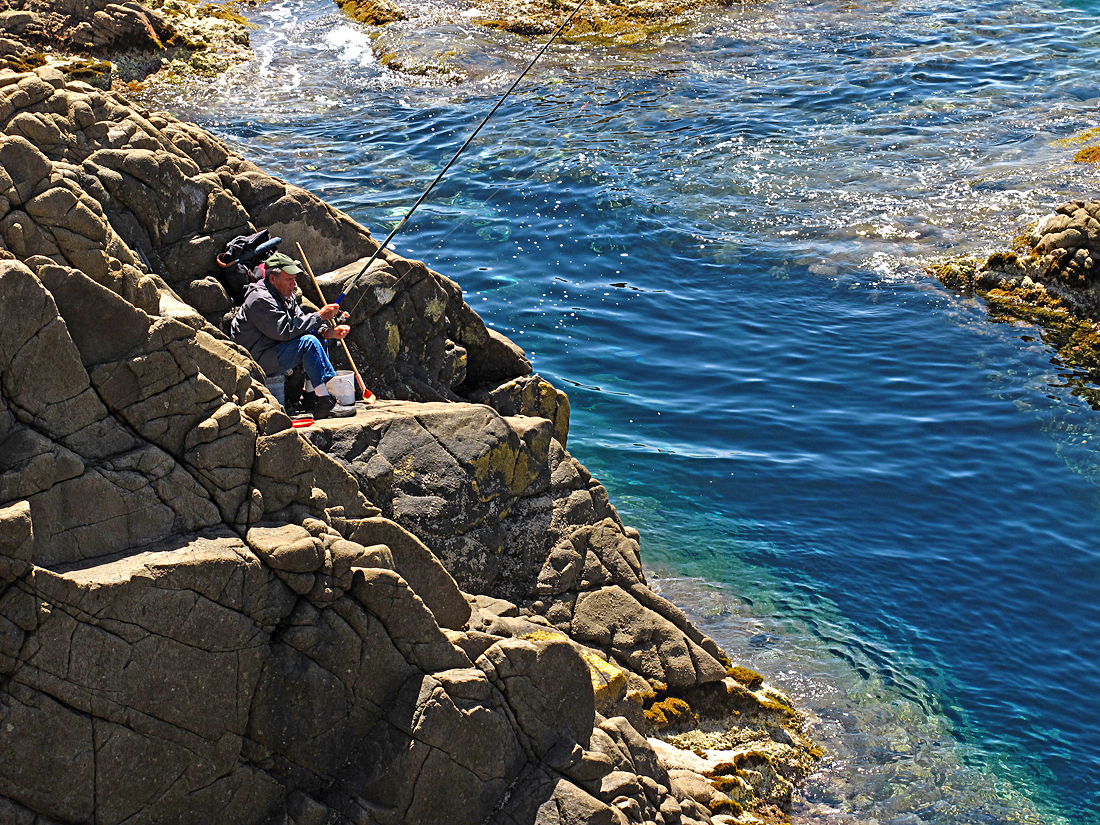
[{"xmin": 265, "ymin": 252, "xmax": 303, "ymax": 275}]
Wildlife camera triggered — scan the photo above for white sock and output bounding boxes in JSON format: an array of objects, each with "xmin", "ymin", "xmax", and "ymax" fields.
[
  {"xmin": 314, "ymin": 384, "xmax": 330, "ymax": 397},
  {"xmin": 304, "ymin": 380, "xmax": 314, "ymax": 392}
]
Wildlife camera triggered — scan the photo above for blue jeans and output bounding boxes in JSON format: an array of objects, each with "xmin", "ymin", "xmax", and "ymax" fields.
[{"xmin": 275, "ymin": 334, "xmax": 336, "ymax": 389}]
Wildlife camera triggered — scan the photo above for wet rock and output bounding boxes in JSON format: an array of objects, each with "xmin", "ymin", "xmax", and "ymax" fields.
[
  {"xmin": 335, "ymin": 0, "xmax": 747, "ymax": 47},
  {"xmin": 932, "ymin": 197, "xmax": 1100, "ymax": 403},
  {"xmin": 337, "ymin": 0, "xmax": 406, "ymax": 26}
]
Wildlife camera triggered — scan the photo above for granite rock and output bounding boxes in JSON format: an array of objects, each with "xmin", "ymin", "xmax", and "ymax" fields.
[{"xmin": 0, "ymin": 69, "xmax": 816, "ymax": 823}]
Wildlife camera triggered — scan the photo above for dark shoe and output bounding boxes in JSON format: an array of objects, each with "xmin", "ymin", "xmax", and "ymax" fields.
[
  {"xmin": 312, "ymin": 394, "xmax": 355, "ymax": 419},
  {"xmin": 285, "ymin": 367, "xmax": 306, "ymax": 411},
  {"xmin": 286, "ymin": 394, "xmax": 310, "ymax": 417}
]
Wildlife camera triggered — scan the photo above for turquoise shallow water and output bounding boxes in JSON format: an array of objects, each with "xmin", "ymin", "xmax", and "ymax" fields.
[{"xmin": 163, "ymin": 0, "xmax": 1100, "ymax": 820}]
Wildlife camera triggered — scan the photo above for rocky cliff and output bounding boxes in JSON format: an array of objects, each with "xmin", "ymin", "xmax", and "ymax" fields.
[{"xmin": 0, "ymin": 65, "xmax": 817, "ymax": 825}]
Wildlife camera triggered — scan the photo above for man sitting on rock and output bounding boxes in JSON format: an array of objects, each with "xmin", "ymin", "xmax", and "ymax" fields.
[{"xmin": 230, "ymin": 252, "xmax": 355, "ymax": 419}]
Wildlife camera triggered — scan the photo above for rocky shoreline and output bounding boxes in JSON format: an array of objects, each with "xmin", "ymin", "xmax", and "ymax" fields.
[
  {"xmin": 0, "ymin": 0, "xmax": 754, "ymax": 98},
  {"xmin": 930, "ymin": 197, "xmax": 1100, "ymax": 407},
  {"xmin": 0, "ymin": 41, "xmax": 819, "ymax": 825},
  {"xmin": 0, "ymin": 0, "xmax": 255, "ymax": 93}
]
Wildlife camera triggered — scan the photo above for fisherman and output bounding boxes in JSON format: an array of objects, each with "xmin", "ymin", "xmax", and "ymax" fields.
[{"xmin": 230, "ymin": 252, "xmax": 355, "ymax": 419}]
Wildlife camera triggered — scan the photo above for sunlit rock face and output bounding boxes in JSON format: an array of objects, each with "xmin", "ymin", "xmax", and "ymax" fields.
[{"xmin": 0, "ymin": 66, "xmax": 815, "ymax": 824}]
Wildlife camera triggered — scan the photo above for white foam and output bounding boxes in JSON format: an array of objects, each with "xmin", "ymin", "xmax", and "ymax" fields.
[
  {"xmin": 266, "ymin": 1, "xmax": 294, "ymax": 22},
  {"xmin": 281, "ymin": 65, "xmax": 302, "ymax": 92},
  {"xmin": 323, "ymin": 24, "xmax": 378, "ymax": 68}
]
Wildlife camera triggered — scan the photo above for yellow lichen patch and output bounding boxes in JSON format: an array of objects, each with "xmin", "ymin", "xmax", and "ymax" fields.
[
  {"xmin": 424, "ymin": 295, "xmax": 445, "ymax": 324},
  {"xmin": 393, "ymin": 454, "xmax": 419, "ymax": 480},
  {"xmin": 469, "ymin": 438, "xmax": 518, "ymax": 501},
  {"xmin": 630, "ymin": 688, "xmax": 656, "ymax": 706},
  {"xmin": 579, "ymin": 650, "xmax": 627, "ymax": 704},
  {"xmin": 521, "ymin": 629, "xmax": 570, "ymax": 643},
  {"xmin": 385, "ymin": 322, "xmax": 400, "ymax": 359}
]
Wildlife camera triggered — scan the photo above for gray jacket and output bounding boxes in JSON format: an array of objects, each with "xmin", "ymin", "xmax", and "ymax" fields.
[{"xmin": 229, "ymin": 278, "xmax": 326, "ymax": 377}]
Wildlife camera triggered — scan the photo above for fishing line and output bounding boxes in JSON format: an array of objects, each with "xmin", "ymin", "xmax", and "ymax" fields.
[
  {"xmin": 412, "ymin": 104, "xmax": 621, "ymax": 260},
  {"xmin": 341, "ymin": 0, "xmax": 589, "ymax": 315}
]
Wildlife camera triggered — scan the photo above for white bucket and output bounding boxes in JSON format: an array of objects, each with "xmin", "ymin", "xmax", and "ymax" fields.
[
  {"xmin": 265, "ymin": 373, "xmax": 285, "ymax": 406},
  {"xmin": 326, "ymin": 370, "xmax": 356, "ymax": 406}
]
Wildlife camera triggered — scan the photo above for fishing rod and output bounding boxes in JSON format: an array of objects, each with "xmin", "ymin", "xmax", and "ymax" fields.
[{"xmin": 336, "ymin": 0, "xmax": 589, "ymax": 312}]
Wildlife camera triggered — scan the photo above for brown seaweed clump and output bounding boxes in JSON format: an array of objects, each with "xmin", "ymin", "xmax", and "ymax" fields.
[
  {"xmin": 1056, "ymin": 125, "xmax": 1100, "ymax": 165},
  {"xmin": 928, "ymin": 198, "xmax": 1100, "ymax": 406},
  {"xmin": 1075, "ymin": 145, "xmax": 1100, "ymax": 164}
]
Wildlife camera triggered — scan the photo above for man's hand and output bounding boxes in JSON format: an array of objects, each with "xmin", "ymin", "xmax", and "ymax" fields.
[
  {"xmin": 327, "ymin": 324, "xmax": 351, "ymax": 341},
  {"xmin": 318, "ymin": 303, "xmax": 341, "ymax": 321}
]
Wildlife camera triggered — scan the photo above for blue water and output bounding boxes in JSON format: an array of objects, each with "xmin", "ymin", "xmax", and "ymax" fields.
[{"xmin": 161, "ymin": 0, "xmax": 1100, "ymax": 820}]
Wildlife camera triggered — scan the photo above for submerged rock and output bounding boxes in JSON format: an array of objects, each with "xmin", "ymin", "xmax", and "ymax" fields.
[{"xmin": 0, "ymin": 67, "xmax": 816, "ymax": 823}]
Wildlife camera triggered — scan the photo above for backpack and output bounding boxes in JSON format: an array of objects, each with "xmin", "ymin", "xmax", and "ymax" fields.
[{"xmin": 216, "ymin": 230, "xmax": 282, "ymax": 303}]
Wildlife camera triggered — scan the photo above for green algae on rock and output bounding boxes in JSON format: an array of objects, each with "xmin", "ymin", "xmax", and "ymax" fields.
[
  {"xmin": 377, "ymin": 48, "xmax": 466, "ymax": 84},
  {"xmin": 727, "ymin": 664, "xmax": 765, "ymax": 690}
]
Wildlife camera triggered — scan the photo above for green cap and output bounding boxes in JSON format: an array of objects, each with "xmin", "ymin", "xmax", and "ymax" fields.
[{"xmin": 265, "ymin": 252, "xmax": 302, "ymax": 275}]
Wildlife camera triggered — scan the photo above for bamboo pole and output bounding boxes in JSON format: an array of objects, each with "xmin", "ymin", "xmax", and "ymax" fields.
[{"xmin": 296, "ymin": 242, "xmax": 376, "ymax": 405}]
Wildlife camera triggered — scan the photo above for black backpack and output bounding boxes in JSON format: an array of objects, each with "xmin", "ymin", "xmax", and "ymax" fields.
[{"xmin": 216, "ymin": 230, "xmax": 282, "ymax": 303}]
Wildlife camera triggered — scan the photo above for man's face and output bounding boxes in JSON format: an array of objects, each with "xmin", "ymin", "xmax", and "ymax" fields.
[{"xmin": 269, "ymin": 268, "xmax": 297, "ymax": 299}]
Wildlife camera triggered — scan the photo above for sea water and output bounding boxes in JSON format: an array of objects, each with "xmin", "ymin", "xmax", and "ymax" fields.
[{"xmin": 159, "ymin": 0, "xmax": 1100, "ymax": 820}]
